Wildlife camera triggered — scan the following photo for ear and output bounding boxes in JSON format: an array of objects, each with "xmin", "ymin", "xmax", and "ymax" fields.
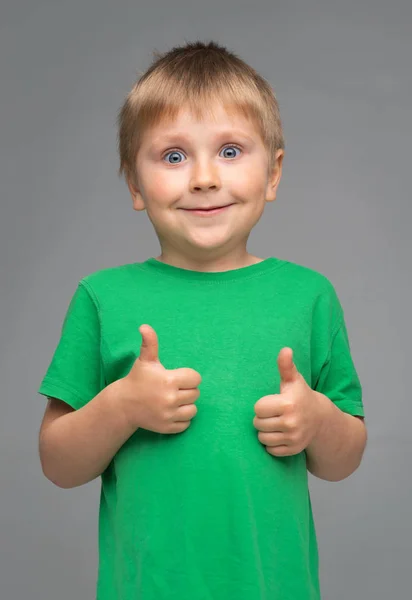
[
  {"xmin": 127, "ymin": 173, "xmax": 146, "ymax": 212},
  {"xmin": 265, "ymin": 150, "xmax": 284, "ymax": 203}
]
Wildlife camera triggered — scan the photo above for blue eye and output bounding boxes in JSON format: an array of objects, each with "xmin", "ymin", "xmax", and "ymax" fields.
[
  {"xmin": 163, "ymin": 145, "xmax": 241, "ymax": 164},
  {"xmin": 163, "ymin": 151, "xmax": 185, "ymax": 164},
  {"xmin": 220, "ymin": 146, "xmax": 241, "ymax": 159}
]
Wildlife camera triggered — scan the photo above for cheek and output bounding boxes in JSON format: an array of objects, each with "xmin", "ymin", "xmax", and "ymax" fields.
[
  {"xmin": 143, "ymin": 169, "xmax": 182, "ymax": 201},
  {"xmin": 228, "ymin": 166, "xmax": 267, "ymax": 197}
]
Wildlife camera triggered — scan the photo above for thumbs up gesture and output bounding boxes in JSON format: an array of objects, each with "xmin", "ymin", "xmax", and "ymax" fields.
[
  {"xmin": 118, "ymin": 325, "xmax": 202, "ymax": 434},
  {"xmin": 253, "ymin": 348, "xmax": 323, "ymax": 457}
]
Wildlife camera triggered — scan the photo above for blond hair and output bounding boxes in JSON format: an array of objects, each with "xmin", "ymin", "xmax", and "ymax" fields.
[{"xmin": 117, "ymin": 40, "xmax": 285, "ymax": 185}]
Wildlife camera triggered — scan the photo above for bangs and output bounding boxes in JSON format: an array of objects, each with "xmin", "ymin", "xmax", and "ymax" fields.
[{"xmin": 135, "ymin": 70, "xmax": 269, "ymax": 133}]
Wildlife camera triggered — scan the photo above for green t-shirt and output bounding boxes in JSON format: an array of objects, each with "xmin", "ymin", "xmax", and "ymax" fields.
[{"xmin": 38, "ymin": 256, "xmax": 364, "ymax": 600}]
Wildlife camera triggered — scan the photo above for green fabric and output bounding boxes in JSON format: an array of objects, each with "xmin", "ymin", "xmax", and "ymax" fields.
[{"xmin": 38, "ymin": 256, "xmax": 364, "ymax": 600}]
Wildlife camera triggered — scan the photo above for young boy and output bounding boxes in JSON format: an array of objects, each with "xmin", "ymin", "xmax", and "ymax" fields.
[{"xmin": 38, "ymin": 40, "xmax": 367, "ymax": 600}]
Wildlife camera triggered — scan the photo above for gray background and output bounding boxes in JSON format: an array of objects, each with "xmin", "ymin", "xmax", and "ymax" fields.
[{"xmin": 1, "ymin": 1, "xmax": 410, "ymax": 598}]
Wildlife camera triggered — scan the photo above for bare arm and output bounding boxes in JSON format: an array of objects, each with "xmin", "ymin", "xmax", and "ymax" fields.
[
  {"xmin": 38, "ymin": 380, "xmax": 136, "ymax": 489},
  {"xmin": 305, "ymin": 391, "xmax": 367, "ymax": 482}
]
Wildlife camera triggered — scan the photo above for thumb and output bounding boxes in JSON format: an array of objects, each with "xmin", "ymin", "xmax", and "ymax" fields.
[
  {"xmin": 138, "ymin": 324, "xmax": 159, "ymax": 363},
  {"xmin": 277, "ymin": 347, "xmax": 300, "ymax": 386}
]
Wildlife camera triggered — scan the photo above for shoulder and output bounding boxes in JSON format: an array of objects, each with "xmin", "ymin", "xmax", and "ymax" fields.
[
  {"xmin": 66, "ymin": 261, "xmax": 151, "ymax": 314},
  {"xmin": 80, "ymin": 261, "xmax": 138, "ymax": 284},
  {"xmin": 76, "ymin": 262, "xmax": 141, "ymax": 296},
  {"xmin": 277, "ymin": 257, "xmax": 337, "ymax": 297},
  {"xmin": 275, "ymin": 258, "xmax": 343, "ymax": 329}
]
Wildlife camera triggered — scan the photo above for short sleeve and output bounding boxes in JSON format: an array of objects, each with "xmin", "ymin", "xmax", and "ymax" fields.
[
  {"xmin": 314, "ymin": 314, "xmax": 365, "ymax": 418},
  {"xmin": 37, "ymin": 281, "xmax": 105, "ymax": 410}
]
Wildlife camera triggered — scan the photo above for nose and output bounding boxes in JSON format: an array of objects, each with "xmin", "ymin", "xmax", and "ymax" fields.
[{"xmin": 189, "ymin": 159, "xmax": 221, "ymax": 193}]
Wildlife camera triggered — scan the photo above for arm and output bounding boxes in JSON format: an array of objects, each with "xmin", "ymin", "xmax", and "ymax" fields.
[
  {"xmin": 39, "ymin": 380, "xmax": 136, "ymax": 489},
  {"xmin": 305, "ymin": 391, "xmax": 367, "ymax": 482}
]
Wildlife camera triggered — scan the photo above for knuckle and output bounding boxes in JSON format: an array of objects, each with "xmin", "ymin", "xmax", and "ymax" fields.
[
  {"xmin": 289, "ymin": 433, "xmax": 300, "ymax": 447},
  {"xmin": 164, "ymin": 408, "xmax": 174, "ymax": 422},
  {"xmin": 164, "ymin": 391, "xmax": 178, "ymax": 405},
  {"xmin": 285, "ymin": 417, "xmax": 298, "ymax": 431},
  {"xmin": 283, "ymin": 400, "xmax": 294, "ymax": 413},
  {"xmin": 165, "ymin": 372, "xmax": 176, "ymax": 387}
]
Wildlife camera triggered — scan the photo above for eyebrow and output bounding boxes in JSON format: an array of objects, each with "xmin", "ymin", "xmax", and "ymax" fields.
[{"xmin": 149, "ymin": 130, "xmax": 256, "ymax": 148}]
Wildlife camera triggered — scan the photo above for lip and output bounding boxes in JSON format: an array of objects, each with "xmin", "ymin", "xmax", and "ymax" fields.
[{"xmin": 181, "ymin": 204, "xmax": 234, "ymax": 217}]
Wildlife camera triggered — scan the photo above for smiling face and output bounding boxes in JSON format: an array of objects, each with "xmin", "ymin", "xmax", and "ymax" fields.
[{"xmin": 128, "ymin": 102, "xmax": 284, "ymax": 272}]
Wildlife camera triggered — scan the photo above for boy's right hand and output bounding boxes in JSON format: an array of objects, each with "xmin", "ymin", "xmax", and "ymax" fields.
[{"xmin": 118, "ymin": 324, "xmax": 202, "ymax": 434}]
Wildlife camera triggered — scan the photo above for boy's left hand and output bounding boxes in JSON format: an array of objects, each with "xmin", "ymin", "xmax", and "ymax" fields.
[{"xmin": 253, "ymin": 348, "xmax": 323, "ymax": 457}]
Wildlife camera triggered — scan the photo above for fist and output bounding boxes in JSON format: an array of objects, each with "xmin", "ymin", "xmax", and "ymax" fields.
[{"xmin": 119, "ymin": 324, "xmax": 202, "ymax": 434}]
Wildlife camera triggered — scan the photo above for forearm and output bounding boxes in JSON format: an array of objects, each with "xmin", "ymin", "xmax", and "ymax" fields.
[
  {"xmin": 39, "ymin": 380, "xmax": 136, "ymax": 489},
  {"xmin": 305, "ymin": 391, "xmax": 367, "ymax": 482}
]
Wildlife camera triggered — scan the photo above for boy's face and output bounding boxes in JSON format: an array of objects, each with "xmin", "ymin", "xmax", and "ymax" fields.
[{"xmin": 128, "ymin": 102, "xmax": 284, "ymax": 271}]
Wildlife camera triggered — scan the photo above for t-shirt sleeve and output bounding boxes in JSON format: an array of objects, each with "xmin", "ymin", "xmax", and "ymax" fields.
[
  {"xmin": 37, "ymin": 281, "xmax": 106, "ymax": 410},
  {"xmin": 314, "ymin": 312, "xmax": 365, "ymax": 418}
]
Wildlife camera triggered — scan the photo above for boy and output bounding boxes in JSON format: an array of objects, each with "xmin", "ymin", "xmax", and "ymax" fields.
[{"xmin": 38, "ymin": 40, "xmax": 367, "ymax": 600}]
